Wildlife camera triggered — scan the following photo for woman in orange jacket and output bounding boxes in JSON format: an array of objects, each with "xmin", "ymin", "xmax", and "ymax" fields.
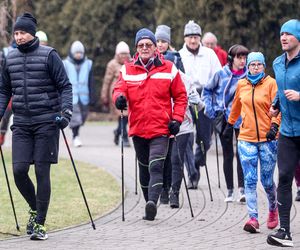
[{"xmin": 227, "ymin": 52, "xmax": 280, "ymax": 234}]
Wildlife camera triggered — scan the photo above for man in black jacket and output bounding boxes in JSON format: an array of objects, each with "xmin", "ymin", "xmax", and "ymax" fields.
[{"xmin": 0, "ymin": 13, "xmax": 72, "ymax": 240}]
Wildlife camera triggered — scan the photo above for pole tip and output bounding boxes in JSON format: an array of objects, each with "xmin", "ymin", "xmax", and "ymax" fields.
[{"xmin": 92, "ymin": 223, "xmax": 96, "ymax": 230}]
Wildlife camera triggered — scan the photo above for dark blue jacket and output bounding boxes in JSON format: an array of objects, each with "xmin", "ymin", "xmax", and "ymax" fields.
[{"xmin": 0, "ymin": 38, "xmax": 72, "ymax": 125}]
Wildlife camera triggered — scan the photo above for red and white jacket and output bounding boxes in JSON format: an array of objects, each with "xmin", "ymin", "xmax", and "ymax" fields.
[{"xmin": 113, "ymin": 53, "xmax": 187, "ymax": 139}]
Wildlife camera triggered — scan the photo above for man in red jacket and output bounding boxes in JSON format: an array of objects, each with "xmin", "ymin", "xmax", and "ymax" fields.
[{"xmin": 113, "ymin": 28, "xmax": 187, "ymax": 221}]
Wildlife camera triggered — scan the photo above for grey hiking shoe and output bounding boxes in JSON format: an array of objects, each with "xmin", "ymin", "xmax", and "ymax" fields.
[{"xmin": 30, "ymin": 223, "xmax": 48, "ymax": 240}]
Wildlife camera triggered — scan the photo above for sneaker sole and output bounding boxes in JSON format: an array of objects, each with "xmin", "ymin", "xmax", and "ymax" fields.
[
  {"xmin": 267, "ymin": 235, "xmax": 293, "ymax": 247},
  {"xmin": 170, "ymin": 203, "xmax": 179, "ymax": 209},
  {"xmin": 244, "ymin": 224, "xmax": 260, "ymax": 233},
  {"xmin": 143, "ymin": 202, "xmax": 157, "ymax": 221},
  {"xmin": 30, "ymin": 234, "xmax": 48, "ymax": 241}
]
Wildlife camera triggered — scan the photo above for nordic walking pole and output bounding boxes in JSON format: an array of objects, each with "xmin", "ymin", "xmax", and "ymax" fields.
[
  {"xmin": 120, "ymin": 110, "xmax": 125, "ymax": 221},
  {"xmin": 0, "ymin": 146, "xmax": 20, "ymax": 231},
  {"xmin": 174, "ymin": 136, "xmax": 194, "ymax": 218},
  {"xmin": 200, "ymin": 141, "xmax": 213, "ymax": 201},
  {"xmin": 60, "ymin": 129, "xmax": 96, "ymax": 229},
  {"xmin": 135, "ymin": 154, "xmax": 138, "ymax": 195},
  {"xmin": 214, "ymin": 128, "xmax": 221, "ymax": 189}
]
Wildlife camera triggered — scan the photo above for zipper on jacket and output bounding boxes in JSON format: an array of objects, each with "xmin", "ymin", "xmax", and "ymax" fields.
[
  {"xmin": 252, "ymin": 85, "xmax": 260, "ymax": 141},
  {"xmin": 23, "ymin": 54, "xmax": 29, "ymax": 113}
]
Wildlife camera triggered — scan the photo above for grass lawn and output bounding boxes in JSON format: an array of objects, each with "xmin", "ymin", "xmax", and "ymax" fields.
[{"xmin": 0, "ymin": 149, "xmax": 120, "ymax": 239}]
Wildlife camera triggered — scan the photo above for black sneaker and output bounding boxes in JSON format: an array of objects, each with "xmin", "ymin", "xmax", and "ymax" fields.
[
  {"xmin": 295, "ymin": 190, "xmax": 300, "ymax": 201},
  {"xmin": 30, "ymin": 223, "xmax": 48, "ymax": 240},
  {"xmin": 169, "ymin": 190, "xmax": 179, "ymax": 208},
  {"xmin": 143, "ymin": 201, "xmax": 157, "ymax": 221},
  {"xmin": 160, "ymin": 188, "xmax": 169, "ymax": 204},
  {"xmin": 26, "ymin": 210, "xmax": 37, "ymax": 235},
  {"xmin": 187, "ymin": 179, "xmax": 198, "ymax": 189},
  {"xmin": 267, "ymin": 228, "xmax": 293, "ymax": 247}
]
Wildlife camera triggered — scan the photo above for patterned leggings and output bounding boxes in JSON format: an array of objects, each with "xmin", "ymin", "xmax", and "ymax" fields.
[{"xmin": 238, "ymin": 140, "xmax": 278, "ymax": 219}]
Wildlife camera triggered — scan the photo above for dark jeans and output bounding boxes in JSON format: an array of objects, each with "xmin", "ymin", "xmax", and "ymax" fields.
[
  {"xmin": 116, "ymin": 116, "xmax": 128, "ymax": 139},
  {"xmin": 132, "ymin": 136, "xmax": 169, "ymax": 204},
  {"xmin": 171, "ymin": 133, "xmax": 190, "ymax": 191},
  {"xmin": 162, "ymin": 138, "xmax": 173, "ymax": 190},
  {"xmin": 194, "ymin": 109, "xmax": 213, "ymax": 169},
  {"xmin": 277, "ymin": 134, "xmax": 300, "ymax": 232},
  {"xmin": 184, "ymin": 132, "xmax": 198, "ymax": 180},
  {"xmin": 219, "ymin": 126, "xmax": 244, "ymax": 190}
]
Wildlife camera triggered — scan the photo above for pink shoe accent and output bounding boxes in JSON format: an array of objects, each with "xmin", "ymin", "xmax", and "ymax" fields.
[
  {"xmin": 243, "ymin": 218, "xmax": 260, "ymax": 233},
  {"xmin": 267, "ymin": 209, "xmax": 279, "ymax": 229}
]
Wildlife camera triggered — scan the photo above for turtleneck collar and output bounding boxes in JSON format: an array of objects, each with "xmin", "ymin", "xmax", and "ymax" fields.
[
  {"xmin": 186, "ymin": 44, "xmax": 200, "ymax": 55},
  {"xmin": 247, "ymin": 72, "xmax": 265, "ymax": 85},
  {"xmin": 17, "ymin": 37, "xmax": 39, "ymax": 53}
]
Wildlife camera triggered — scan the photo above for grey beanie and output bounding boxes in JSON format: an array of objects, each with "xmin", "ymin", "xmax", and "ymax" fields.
[
  {"xmin": 184, "ymin": 20, "xmax": 202, "ymax": 37},
  {"xmin": 70, "ymin": 41, "xmax": 85, "ymax": 55},
  {"xmin": 155, "ymin": 25, "xmax": 171, "ymax": 44}
]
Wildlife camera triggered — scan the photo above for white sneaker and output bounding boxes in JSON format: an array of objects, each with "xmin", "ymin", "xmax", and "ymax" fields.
[
  {"xmin": 238, "ymin": 188, "xmax": 246, "ymax": 203},
  {"xmin": 73, "ymin": 136, "xmax": 82, "ymax": 147},
  {"xmin": 224, "ymin": 189, "xmax": 234, "ymax": 202}
]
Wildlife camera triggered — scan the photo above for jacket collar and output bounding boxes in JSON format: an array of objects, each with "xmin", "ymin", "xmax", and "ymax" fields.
[
  {"xmin": 17, "ymin": 37, "xmax": 39, "ymax": 53},
  {"xmin": 133, "ymin": 51, "xmax": 163, "ymax": 68}
]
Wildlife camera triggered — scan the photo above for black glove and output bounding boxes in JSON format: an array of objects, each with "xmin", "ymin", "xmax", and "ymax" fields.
[
  {"xmin": 55, "ymin": 109, "xmax": 72, "ymax": 129},
  {"xmin": 168, "ymin": 120, "xmax": 181, "ymax": 135},
  {"xmin": 266, "ymin": 123, "xmax": 279, "ymax": 141},
  {"xmin": 115, "ymin": 95, "xmax": 127, "ymax": 110}
]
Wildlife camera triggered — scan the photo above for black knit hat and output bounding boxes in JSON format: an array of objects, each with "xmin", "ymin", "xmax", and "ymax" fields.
[{"xmin": 14, "ymin": 13, "xmax": 37, "ymax": 36}]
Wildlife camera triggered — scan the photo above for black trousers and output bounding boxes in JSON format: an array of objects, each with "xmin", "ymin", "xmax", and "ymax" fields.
[
  {"xmin": 116, "ymin": 116, "xmax": 128, "ymax": 139},
  {"xmin": 132, "ymin": 136, "xmax": 169, "ymax": 204},
  {"xmin": 171, "ymin": 133, "xmax": 190, "ymax": 191},
  {"xmin": 162, "ymin": 138, "xmax": 173, "ymax": 190},
  {"xmin": 219, "ymin": 126, "xmax": 244, "ymax": 190},
  {"xmin": 11, "ymin": 123, "xmax": 59, "ymax": 225},
  {"xmin": 277, "ymin": 134, "xmax": 300, "ymax": 232}
]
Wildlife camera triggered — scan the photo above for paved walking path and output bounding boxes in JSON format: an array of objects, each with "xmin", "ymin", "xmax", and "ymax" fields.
[{"xmin": 0, "ymin": 122, "xmax": 299, "ymax": 249}]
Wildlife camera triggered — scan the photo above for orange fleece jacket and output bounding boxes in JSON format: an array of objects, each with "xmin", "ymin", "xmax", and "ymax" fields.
[{"xmin": 228, "ymin": 75, "xmax": 281, "ymax": 142}]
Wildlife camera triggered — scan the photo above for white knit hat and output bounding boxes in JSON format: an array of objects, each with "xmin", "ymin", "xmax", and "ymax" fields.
[
  {"xmin": 115, "ymin": 41, "xmax": 130, "ymax": 55},
  {"xmin": 70, "ymin": 41, "xmax": 85, "ymax": 55},
  {"xmin": 184, "ymin": 20, "xmax": 202, "ymax": 37}
]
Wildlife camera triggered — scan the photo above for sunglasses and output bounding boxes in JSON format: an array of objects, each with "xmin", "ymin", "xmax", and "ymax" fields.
[{"xmin": 137, "ymin": 43, "xmax": 154, "ymax": 49}]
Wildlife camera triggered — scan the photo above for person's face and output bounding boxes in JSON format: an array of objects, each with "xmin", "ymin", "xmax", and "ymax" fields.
[
  {"xmin": 136, "ymin": 38, "xmax": 156, "ymax": 62},
  {"xmin": 248, "ymin": 60, "xmax": 265, "ymax": 75},
  {"xmin": 232, "ymin": 55, "xmax": 247, "ymax": 70},
  {"xmin": 40, "ymin": 41, "xmax": 48, "ymax": 46},
  {"xmin": 74, "ymin": 52, "xmax": 84, "ymax": 60},
  {"xmin": 280, "ymin": 32, "xmax": 300, "ymax": 52},
  {"xmin": 184, "ymin": 35, "xmax": 201, "ymax": 50},
  {"xmin": 118, "ymin": 52, "xmax": 130, "ymax": 64},
  {"xmin": 202, "ymin": 37, "xmax": 217, "ymax": 49},
  {"xmin": 14, "ymin": 30, "xmax": 34, "ymax": 45},
  {"xmin": 156, "ymin": 39, "xmax": 169, "ymax": 53}
]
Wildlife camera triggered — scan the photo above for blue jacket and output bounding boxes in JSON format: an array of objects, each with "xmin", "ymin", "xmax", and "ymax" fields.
[
  {"xmin": 163, "ymin": 50, "xmax": 185, "ymax": 73},
  {"xmin": 203, "ymin": 65, "xmax": 247, "ymax": 128},
  {"xmin": 273, "ymin": 52, "xmax": 300, "ymax": 137},
  {"xmin": 63, "ymin": 57, "xmax": 92, "ymax": 105}
]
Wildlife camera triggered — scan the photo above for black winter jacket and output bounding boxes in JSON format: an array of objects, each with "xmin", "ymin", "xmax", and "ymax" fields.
[{"xmin": 0, "ymin": 38, "xmax": 72, "ymax": 125}]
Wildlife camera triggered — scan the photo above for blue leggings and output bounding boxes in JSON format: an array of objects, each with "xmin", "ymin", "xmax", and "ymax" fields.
[{"xmin": 238, "ymin": 140, "xmax": 277, "ymax": 219}]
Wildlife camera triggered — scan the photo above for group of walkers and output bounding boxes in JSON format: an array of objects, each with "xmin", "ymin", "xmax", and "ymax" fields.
[
  {"xmin": 112, "ymin": 19, "xmax": 300, "ymax": 248},
  {"xmin": 0, "ymin": 11, "xmax": 299, "ymax": 248}
]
